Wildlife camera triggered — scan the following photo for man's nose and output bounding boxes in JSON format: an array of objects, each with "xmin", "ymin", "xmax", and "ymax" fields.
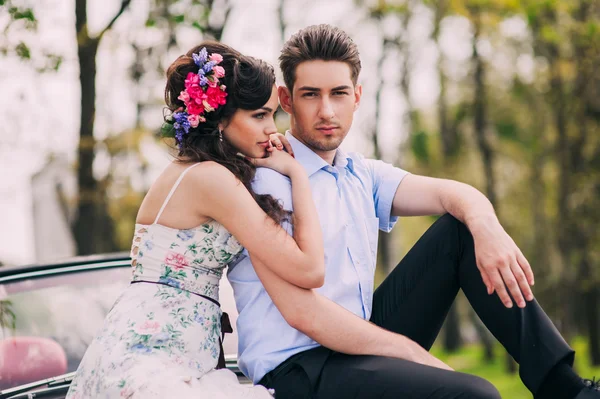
[{"xmin": 318, "ymin": 98, "xmax": 335, "ymax": 120}]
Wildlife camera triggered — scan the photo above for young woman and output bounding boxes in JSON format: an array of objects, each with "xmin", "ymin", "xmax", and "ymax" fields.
[{"xmin": 66, "ymin": 42, "xmax": 324, "ymax": 398}]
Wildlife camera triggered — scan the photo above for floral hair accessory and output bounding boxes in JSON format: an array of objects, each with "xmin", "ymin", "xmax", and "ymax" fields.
[{"xmin": 162, "ymin": 47, "xmax": 228, "ymax": 146}]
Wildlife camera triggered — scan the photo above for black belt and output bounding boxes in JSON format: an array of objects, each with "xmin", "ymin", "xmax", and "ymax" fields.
[{"xmin": 130, "ymin": 279, "xmax": 233, "ymax": 369}]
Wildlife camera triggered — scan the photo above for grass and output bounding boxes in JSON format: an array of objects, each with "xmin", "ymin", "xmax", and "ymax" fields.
[{"xmin": 430, "ymin": 338, "xmax": 600, "ymax": 398}]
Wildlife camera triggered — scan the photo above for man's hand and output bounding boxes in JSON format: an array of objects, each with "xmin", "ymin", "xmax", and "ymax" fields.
[{"xmin": 469, "ymin": 216, "xmax": 535, "ymax": 308}]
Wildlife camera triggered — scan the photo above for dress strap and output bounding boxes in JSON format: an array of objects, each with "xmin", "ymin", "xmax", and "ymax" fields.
[{"xmin": 154, "ymin": 163, "xmax": 200, "ymax": 224}]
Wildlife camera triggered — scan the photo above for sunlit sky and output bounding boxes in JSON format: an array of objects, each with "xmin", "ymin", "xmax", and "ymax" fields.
[{"xmin": 0, "ymin": 0, "xmax": 532, "ymax": 265}]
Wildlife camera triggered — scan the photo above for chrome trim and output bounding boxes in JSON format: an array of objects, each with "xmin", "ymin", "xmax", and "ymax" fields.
[
  {"xmin": 0, "ymin": 372, "xmax": 75, "ymax": 399},
  {"xmin": 0, "ymin": 261, "xmax": 130, "ymax": 284}
]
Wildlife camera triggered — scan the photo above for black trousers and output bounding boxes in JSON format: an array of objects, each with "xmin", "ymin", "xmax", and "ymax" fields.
[{"xmin": 259, "ymin": 215, "xmax": 575, "ymax": 398}]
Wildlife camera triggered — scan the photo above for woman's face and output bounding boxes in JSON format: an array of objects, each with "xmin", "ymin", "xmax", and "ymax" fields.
[{"xmin": 222, "ymin": 85, "xmax": 279, "ymax": 158}]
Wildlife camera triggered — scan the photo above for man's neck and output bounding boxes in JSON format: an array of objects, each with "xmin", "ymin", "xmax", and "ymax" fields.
[{"xmin": 289, "ymin": 130, "xmax": 337, "ymax": 165}]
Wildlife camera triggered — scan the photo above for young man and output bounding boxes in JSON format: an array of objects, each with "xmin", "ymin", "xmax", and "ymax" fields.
[{"xmin": 227, "ymin": 24, "xmax": 600, "ymax": 399}]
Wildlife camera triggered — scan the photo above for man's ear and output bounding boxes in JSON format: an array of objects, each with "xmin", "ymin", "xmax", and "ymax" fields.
[
  {"xmin": 354, "ymin": 84, "xmax": 362, "ymax": 111},
  {"xmin": 278, "ymin": 85, "xmax": 293, "ymax": 114}
]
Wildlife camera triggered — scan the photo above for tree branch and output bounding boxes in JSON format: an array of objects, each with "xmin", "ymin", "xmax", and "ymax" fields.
[{"xmin": 97, "ymin": 0, "xmax": 132, "ymax": 40}]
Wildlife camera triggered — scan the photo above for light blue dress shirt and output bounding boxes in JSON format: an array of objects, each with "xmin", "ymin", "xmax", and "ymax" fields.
[{"xmin": 227, "ymin": 132, "xmax": 409, "ymax": 383}]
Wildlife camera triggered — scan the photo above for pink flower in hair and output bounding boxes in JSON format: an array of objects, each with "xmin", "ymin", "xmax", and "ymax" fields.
[
  {"xmin": 203, "ymin": 100, "xmax": 214, "ymax": 113},
  {"xmin": 178, "ymin": 90, "xmax": 190, "ymax": 103},
  {"xmin": 184, "ymin": 72, "xmax": 200, "ymax": 89},
  {"xmin": 212, "ymin": 66, "xmax": 225, "ymax": 78},
  {"xmin": 188, "ymin": 114, "xmax": 201, "ymax": 128},
  {"xmin": 186, "ymin": 100, "xmax": 204, "ymax": 115},
  {"xmin": 209, "ymin": 53, "xmax": 223, "ymax": 64},
  {"xmin": 207, "ymin": 77, "xmax": 218, "ymax": 88},
  {"xmin": 186, "ymin": 85, "xmax": 205, "ymax": 102},
  {"xmin": 206, "ymin": 86, "xmax": 227, "ymax": 109}
]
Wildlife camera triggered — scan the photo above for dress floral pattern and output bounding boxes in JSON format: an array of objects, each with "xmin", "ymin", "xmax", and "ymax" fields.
[{"xmin": 66, "ymin": 220, "xmax": 273, "ymax": 399}]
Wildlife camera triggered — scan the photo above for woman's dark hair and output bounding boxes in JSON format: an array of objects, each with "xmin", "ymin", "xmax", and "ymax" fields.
[{"xmin": 165, "ymin": 41, "xmax": 288, "ymax": 224}]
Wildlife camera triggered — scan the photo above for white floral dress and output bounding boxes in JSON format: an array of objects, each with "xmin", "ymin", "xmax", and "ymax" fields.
[{"xmin": 67, "ymin": 164, "xmax": 273, "ymax": 399}]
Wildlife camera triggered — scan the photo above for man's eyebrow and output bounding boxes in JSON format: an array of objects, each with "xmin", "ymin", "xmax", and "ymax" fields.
[
  {"xmin": 332, "ymin": 85, "xmax": 352, "ymax": 91},
  {"xmin": 298, "ymin": 86, "xmax": 321, "ymax": 92},
  {"xmin": 297, "ymin": 85, "xmax": 352, "ymax": 92}
]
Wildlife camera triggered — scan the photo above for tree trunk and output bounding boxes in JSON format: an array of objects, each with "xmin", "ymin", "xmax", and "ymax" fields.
[
  {"xmin": 433, "ymin": 0, "xmax": 457, "ymax": 162},
  {"xmin": 586, "ymin": 288, "xmax": 600, "ymax": 365},
  {"xmin": 471, "ymin": 9, "xmax": 509, "ymax": 370},
  {"xmin": 471, "ymin": 13, "xmax": 496, "ymax": 207},
  {"xmin": 571, "ymin": 0, "xmax": 599, "ymax": 365},
  {"xmin": 443, "ymin": 303, "xmax": 462, "ymax": 353},
  {"xmin": 468, "ymin": 308, "xmax": 494, "ymax": 363},
  {"xmin": 74, "ymin": 0, "xmax": 101, "ymax": 255},
  {"xmin": 73, "ymin": 0, "xmax": 130, "ymax": 255}
]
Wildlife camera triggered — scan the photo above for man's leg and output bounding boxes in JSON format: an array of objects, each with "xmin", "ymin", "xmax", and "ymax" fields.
[
  {"xmin": 369, "ymin": 214, "xmax": 577, "ymax": 396},
  {"xmin": 262, "ymin": 346, "xmax": 501, "ymax": 399},
  {"xmin": 314, "ymin": 352, "xmax": 501, "ymax": 399}
]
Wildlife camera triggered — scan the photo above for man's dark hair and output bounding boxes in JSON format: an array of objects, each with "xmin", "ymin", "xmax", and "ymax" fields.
[{"xmin": 279, "ymin": 24, "xmax": 361, "ymax": 92}]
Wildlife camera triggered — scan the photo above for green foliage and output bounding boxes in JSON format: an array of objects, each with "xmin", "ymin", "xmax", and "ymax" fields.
[
  {"xmin": 431, "ymin": 338, "xmax": 600, "ymax": 398},
  {"xmin": 410, "ymin": 130, "xmax": 430, "ymax": 162},
  {"xmin": 14, "ymin": 41, "xmax": 29, "ymax": 59},
  {"xmin": 495, "ymin": 120, "xmax": 520, "ymax": 143},
  {"xmin": 8, "ymin": 6, "xmax": 35, "ymax": 22},
  {"xmin": 0, "ymin": 299, "xmax": 16, "ymax": 337}
]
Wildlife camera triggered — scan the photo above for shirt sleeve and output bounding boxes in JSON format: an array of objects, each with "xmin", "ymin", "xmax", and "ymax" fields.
[
  {"xmin": 252, "ymin": 168, "xmax": 293, "ymax": 213},
  {"xmin": 365, "ymin": 159, "xmax": 409, "ymax": 232}
]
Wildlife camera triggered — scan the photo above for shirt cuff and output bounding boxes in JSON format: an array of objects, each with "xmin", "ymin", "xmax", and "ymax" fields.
[{"xmin": 377, "ymin": 171, "xmax": 409, "ymax": 232}]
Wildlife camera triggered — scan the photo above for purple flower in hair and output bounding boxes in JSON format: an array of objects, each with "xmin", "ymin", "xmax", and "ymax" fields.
[
  {"xmin": 202, "ymin": 61, "xmax": 216, "ymax": 74},
  {"xmin": 193, "ymin": 48, "xmax": 208, "ymax": 66},
  {"xmin": 173, "ymin": 111, "xmax": 191, "ymax": 145},
  {"xmin": 199, "ymin": 74, "xmax": 209, "ymax": 86}
]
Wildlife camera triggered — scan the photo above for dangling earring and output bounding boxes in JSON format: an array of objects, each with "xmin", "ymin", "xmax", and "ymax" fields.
[{"xmin": 219, "ymin": 129, "xmax": 223, "ymax": 142}]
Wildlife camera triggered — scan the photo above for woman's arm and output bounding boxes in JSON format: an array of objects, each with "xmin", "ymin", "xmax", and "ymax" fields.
[{"xmin": 195, "ymin": 158, "xmax": 324, "ymax": 289}]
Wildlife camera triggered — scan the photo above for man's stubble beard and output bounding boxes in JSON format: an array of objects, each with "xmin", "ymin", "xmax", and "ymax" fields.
[{"xmin": 301, "ymin": 132, "xmax": 344, "ymax": 152}]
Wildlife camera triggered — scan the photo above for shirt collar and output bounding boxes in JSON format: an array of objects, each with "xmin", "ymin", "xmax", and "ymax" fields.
[{"xmin": 285, "ymin": 131, "xmax": 354, "ymax": 177}]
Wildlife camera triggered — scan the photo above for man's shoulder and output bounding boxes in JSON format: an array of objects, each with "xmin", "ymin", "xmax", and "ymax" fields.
[
  {"xmin": 252, "ymin": 168, "xmax": 292, "ymax": 197},
  {"xmin": 254, "ymin": 168, "xmax": 292, "ymax": 186}
]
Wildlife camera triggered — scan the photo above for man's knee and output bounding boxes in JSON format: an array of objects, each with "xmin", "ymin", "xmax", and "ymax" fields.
[
  {"xmin": 437, "ymin": 213, "xmax": 468, "ymax": 233},
  {"xmin": 435, "ymin": 213, "xmax": 474, "ymax": 248},
  {"xmin": 461, "ymin": 374, "xmax": 502, "ymax": 399}
]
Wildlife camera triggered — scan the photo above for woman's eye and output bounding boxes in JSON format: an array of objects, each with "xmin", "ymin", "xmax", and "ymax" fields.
[{"xmin": 254, "ymin": 113, "xmax": 266, "ymax": 119}]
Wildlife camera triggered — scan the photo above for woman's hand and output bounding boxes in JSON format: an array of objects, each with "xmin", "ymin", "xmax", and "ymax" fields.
[
  {"xmin": 268, "ymin": 133, "xmax": 294, "ymax": 158},
  {"xmin": 252, "ymin": 141, "xmax": 302, "ymax": 177}
]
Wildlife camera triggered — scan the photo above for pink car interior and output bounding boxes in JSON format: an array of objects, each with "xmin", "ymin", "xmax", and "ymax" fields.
[{"xmin": 0, "ymin": 336, "xmax": 67, "ymax": 390}]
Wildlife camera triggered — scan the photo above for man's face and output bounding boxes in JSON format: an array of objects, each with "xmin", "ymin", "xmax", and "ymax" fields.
[{"xmin": 279, "ymin": 60, "xmax": 361, "ymax": 159}]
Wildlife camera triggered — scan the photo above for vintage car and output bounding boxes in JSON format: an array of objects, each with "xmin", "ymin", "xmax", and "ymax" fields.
[{"xmin": 0, "ymin": 253, "xmax": 247, "ymax": 399}]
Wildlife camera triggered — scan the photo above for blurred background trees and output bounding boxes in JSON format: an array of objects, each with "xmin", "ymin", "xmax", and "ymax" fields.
[{"xmin": 1, "ymin": 0, "xmax": 598, "ymax": 394}]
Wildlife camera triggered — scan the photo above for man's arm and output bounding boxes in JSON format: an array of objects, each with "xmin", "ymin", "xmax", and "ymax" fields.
[{"xmin": 391, "ymin": 174, "xmax": 535, "ymax": 308}]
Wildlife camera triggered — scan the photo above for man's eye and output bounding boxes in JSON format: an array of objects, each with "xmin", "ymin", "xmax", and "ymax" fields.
[
  {"xmin": 302, "ymin": 92, "xmax": 317, "ymax": 97},
  {"xmin": 334, "ymin": 91, "xmax": 348, "ymax": 96}
]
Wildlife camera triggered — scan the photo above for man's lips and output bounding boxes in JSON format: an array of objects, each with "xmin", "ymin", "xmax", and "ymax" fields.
[{"xmin": 316, "ymin": 126, "xmax": 338, "ymax": 133}]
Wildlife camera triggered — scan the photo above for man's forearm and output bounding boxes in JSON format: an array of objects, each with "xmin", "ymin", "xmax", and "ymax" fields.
[{"xmin": 438, "ymin": 180, "xmax": 498, "ymax": 231}]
